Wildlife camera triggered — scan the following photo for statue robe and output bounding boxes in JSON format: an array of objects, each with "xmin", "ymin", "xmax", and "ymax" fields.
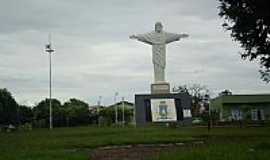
[{"xmin": 136, "ymin": 31, "xmax": 182, "ymax": 82}]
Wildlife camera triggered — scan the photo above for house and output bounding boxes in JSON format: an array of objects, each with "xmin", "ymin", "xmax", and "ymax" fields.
[
  {"xmin": 107, "ymin": 101, "xmax": 135, "ymax": 124},
  {"xmin": 89, "ymin": 105, "xmax": 106, "ymax": 113},
  {"xmin": 210, "ymin": 94, "xmax": 270, "ymax": 121},
  {"xmin": 108, "ymin": 101, "xmax": 134, "ymax": 109}
]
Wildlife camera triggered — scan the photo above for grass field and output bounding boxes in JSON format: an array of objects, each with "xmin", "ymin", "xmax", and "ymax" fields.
[{"xmin": 0, "ymin": 126, "xmax": 270, "ymax": 160}]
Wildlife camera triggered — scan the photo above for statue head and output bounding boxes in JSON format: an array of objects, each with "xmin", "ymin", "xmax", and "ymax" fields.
[{"xmin": 155, "ymin": 22, "xmax": 163, "ymax": 33}]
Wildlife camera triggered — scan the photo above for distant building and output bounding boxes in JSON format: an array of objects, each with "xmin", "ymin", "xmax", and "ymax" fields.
[
  {"xmin": 210, "ymin": 94, "xmax": 270, "ymax": 121},
  {"xmin": 89, "ymin": 105, "xmax": 106, "ymax": 114},
  {"xmin": 108, "ymin": 101, "xmax": 135, "ymax": 124},
  {"xmin": 108, "ymin": 101, "xmax": 134, "ymax": 109}
]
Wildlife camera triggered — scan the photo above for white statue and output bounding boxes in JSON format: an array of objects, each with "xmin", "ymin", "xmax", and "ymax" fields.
[{"xmin": 130, "ymin": 22, "xmax": 188, "ymax": 83}]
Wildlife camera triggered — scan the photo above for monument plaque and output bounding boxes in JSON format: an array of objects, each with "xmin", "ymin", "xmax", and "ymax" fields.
[
  {"xmin": 150, "ymin": 98, "xmax": 177, "ymax": 122},
  {"xmin": 151, "ymin": 82, "xmax": 170, "ymax": 94}
]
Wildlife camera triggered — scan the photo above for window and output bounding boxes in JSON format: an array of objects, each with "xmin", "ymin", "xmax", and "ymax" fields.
[
  {"xmin": 183, "ymin": 109, "xmax": 192, "ymax": 118},
  {"xmin": 251, "ymin": 109, "xmax": 265, "ymax": 121},
  {"xmin": 251, "ymin": 109, "xmax": 258, "ymax": 121},
  {"xmin": 231, "ymin": 109, "xmax": 242, "ymax": 120},
  {"xmin": 258, "ymin": 109, "xmax": 265, "ymax": 121}
]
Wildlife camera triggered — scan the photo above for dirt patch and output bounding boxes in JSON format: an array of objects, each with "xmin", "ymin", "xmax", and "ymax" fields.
[{"xmin": 90, "ymin": 142, "xmax": 204, "ymax": 160}]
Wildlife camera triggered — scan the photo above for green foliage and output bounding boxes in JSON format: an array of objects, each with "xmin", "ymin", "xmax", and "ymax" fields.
[
  {"xmin": 0, "ymin": 127, "xmax": 270, "ymax": 160},
  {"xmin": 18, "ymin": 123, "xmax": 32, "ymax": 131},
  {"xmin": 99, "ymin": 106, "xmax": 134, "ymax": 126},
  {"xmin": 218, "ymin": 0, "xmax": 270, "ymax": 82},
  {"xmin": 1, "ymin": 89, "xmax": 134, "ymax": 128},
  {"xmin": 33, "ymin": 98, "xmax": 63, "ymax": 127},
  {"xmin": 153, "ymin": 141, "xmax": 270, "ymax": 160},
  {"xmin": 99, "ymin": 107, "xmax": 115, "ymax": 125},
  {"xmin": 0, "ymin": 88, "xmax": 18, "ymax": 125},
  {"xmin": 173, "ymin": 84, "xmax": 210, "ymax": 117},
  {"xmin": 62, "ymin": 98, "xmax": 90, "ymax": 126},
  {"xmin": 32, "ymin": 98, "xmax": 91, "ymax": 128},
  {"xmin": 18, "ymin": 105, "xmax": 33, "ymax": 125},
  {"xmin": 211, "ymin": 110, "xmax": 220, "ymax": 125}
]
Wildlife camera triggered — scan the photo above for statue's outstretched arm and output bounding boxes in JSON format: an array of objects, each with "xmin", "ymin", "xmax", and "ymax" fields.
[
  {"xmin": 129, "ymin": 33, "xmax": 153, "ymax": 45},
  {"xmin": 165, "ymin": 32, "xmax": 189, "ymax": 44},
  {"xmin": 129, "ymin": 35, "xmax": 138, "ymax": 39},
  {"xmin": 178, "ymin": 34, "xmax": 189, "ymax": 39}
]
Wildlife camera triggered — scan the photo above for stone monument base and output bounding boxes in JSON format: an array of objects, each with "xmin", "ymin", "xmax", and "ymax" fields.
[
  {"xmin": 151, "ymin": 82, "xmax": 170, "ymax": 94},
  {"xmin": 134, "ymin": 93, "xmax": 192, "ymax": 126}
]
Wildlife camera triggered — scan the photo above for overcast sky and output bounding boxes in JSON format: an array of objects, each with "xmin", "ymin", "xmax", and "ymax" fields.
[{"xmin": 0, "ymin": 0, "xmax": 269, "ymax": 106}]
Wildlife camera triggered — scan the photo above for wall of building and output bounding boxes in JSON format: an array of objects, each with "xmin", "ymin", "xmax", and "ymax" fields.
[{"xmin": 221, "ymin": 103, "xmax": 270, "ymax": 121}]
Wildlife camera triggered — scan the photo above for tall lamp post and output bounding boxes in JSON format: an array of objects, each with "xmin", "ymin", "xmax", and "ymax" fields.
[
  {"xmin": 114, "ymin": 92, "xmax": 119, "ymax": 124},
  {"xmin": 45, "ymin": 36, "xmax": 55, "ymax": 130}
]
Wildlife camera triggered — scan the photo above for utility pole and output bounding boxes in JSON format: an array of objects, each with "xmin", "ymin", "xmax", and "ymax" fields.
[{"xmin": 45, "ymin": 34, "xmax": 55, "ymax": 130}]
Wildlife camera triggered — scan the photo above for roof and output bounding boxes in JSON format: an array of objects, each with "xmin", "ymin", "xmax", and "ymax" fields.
[
  {"xmin": 211, "ymin": 94, "xmax": 270, "ymax": 104},
  {"xmin": 108, "ymin": 101, "xmax": 134, "ymax": 108}
]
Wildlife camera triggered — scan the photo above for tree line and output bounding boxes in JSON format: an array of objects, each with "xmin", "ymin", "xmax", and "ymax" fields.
[
  {"xmin": 1, "ymin": 83, "xmax": 212, "ymax": 129},
  {"xmin": 0, "ymin": 88, "xmax": 134, "ymax": 128}
]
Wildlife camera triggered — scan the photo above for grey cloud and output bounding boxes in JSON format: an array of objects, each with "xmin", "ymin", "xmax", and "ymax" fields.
[{"xmin": 0, "ymin": 0, "xmax": 269, "ymax": 105}]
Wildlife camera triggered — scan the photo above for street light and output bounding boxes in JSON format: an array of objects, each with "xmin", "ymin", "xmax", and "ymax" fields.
[
  {"xmin": 114, "ymin": 92, "xmax": 119, "ymax": 124},
  {"xmin": 45, "ymin": 35, "xmax": 55, "ymax": 130}
]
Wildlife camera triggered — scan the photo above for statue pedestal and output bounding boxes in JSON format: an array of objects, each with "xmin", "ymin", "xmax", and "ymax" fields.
[
  {"xmin": 134, "ymin": 93, "xmax": 192, "ymax": 126},
  {"xmin": 151, "ymin": 82, "xmax": 170, "ymax": 94}
]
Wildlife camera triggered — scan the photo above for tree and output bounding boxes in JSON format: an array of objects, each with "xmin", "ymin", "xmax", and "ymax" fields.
[
  {"xmin": 219, "ymin": 89, "xmax": 232, "ymax": 96},
  {"xmin": 98, "ymin": 106, "xmax": 134, "ymax": 126},
  {"xmin": 0, "ymin": 88, "xmax": 18, "ymax": 125},
  {"xmin": 218, "ymin": 0, "xmax": 270, "ymax": 82},
  {"xmin": 99, "ymin": 107, "xmax": 115, "ymax": 125},
  {"xmin": 18, "ymin": 105, "xmax": 33, "ymax": 125},
  {"xmin": 62, "ymin": 98, "xmax": 90, "ymax": 126},
  {"xmin": 33, "ymin": 98, "xmax": 63, "ymax": 127},
  {"xmin": 173, "ymin": 84, "xmax": 210, "ymax": 116}
]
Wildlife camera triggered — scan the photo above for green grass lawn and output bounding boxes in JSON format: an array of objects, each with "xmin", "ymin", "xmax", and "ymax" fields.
[{"xmin": 0, "ymin": 126, "xmax": 270, "ymax": 160}]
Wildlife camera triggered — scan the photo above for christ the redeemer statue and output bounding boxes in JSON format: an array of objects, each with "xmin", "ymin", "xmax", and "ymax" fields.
[{"xmin": 130, "ymin": 22, "xmax": 188, "ymax": 83}]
